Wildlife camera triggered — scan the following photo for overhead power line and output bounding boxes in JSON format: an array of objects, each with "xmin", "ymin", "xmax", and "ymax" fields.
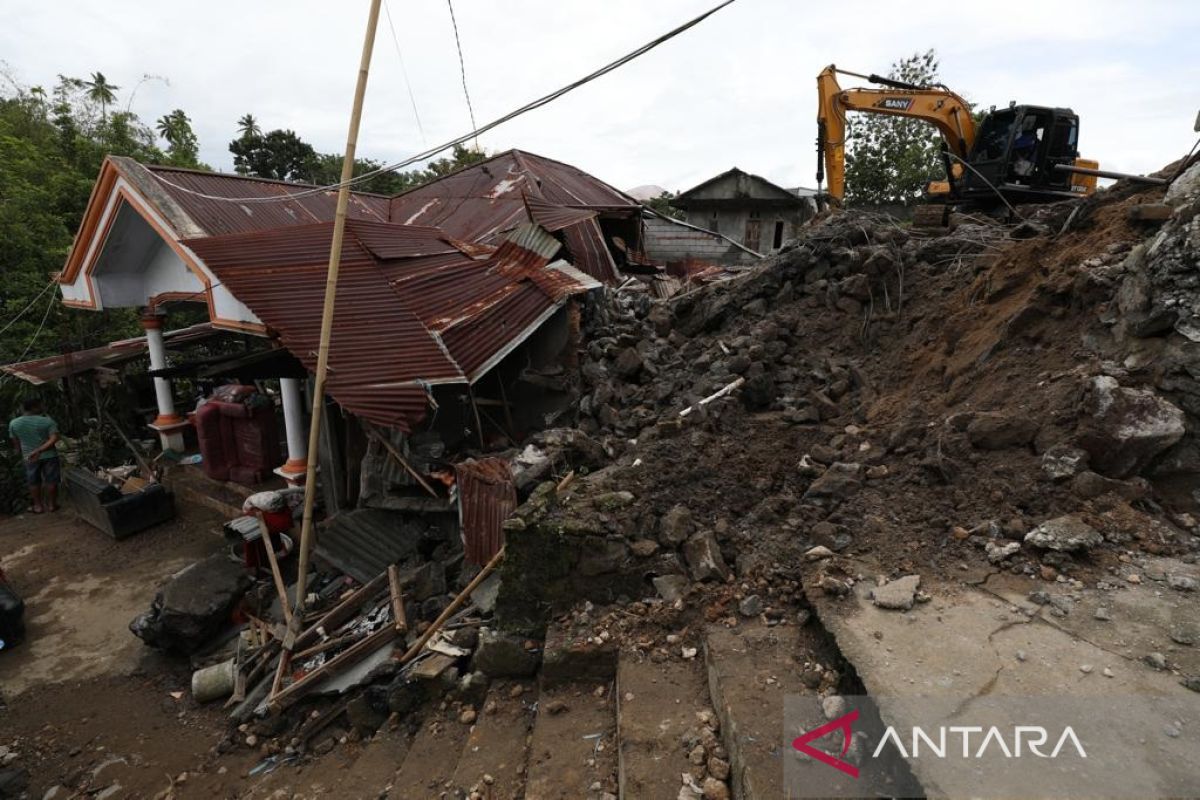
[
  {"xmin": 444, "ymin": 0, "xmax": 478, "ymax": 149},
  {"xmin": 0, "ymin": 280, "xmax": 57, "ymax": 339},
  {"xmin": 383, "ymin": 0, "xmax": 427, "ymax": 145},
  {"xmin": 150, "ymin": 0, "xmax": 738, "ymax": 204}
]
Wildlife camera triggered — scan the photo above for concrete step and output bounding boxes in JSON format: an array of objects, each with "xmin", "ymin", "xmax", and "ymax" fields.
[
  {"xmin": 616, "ymin": 651, "xmax": 713, "ymax": 800},
  {"xmin": 449, "ymin": 679, "xmax": 537, "ymax": 799},
  {"xmin": 390, "ymin": 710, "xmax": 473, "ymax": 799},
  {"xmin": 524, "ymin": 681, "xmax": 618, "ymax": 800},
  {"xmin": 705, "ymin": 621, "xmax": 862, "ymax": 800},
  {"xmin": 332, "ymin": 725, "xmax": 412, "ymax": 798}
]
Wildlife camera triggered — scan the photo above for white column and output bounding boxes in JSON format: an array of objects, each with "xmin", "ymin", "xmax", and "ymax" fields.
[
  {"xmin": 279, "ymin": 377, "xmax": 308, "ymax": 478},
  {"xmin": 143, "ymin": 312, "xmax": 186, "ymax": 452},
  {"xmin": 144, "ymin": 322, "xmax": 178, "ymax": 424}
]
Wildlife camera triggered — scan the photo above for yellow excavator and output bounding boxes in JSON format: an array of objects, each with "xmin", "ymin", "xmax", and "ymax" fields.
[{"xmin": 816, "ymin": 65, "xmax": 1102, "ymax": 218}]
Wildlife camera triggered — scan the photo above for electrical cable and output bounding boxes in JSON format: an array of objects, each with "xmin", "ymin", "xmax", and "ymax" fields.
[
  {"xmin": 942, "ymin": 151, "xmax": 1024, "ymax": 221},
  {"xmin": 8, "ymin": 287, "xmax": 58, "ymax": 367},
  {"xmin": 383, "ymin": 0, "xmax": 427, "ymax": 145},
  {"xmin": 0, "ymin": 280, "xmax": 57, "ymax": 339},
  {"xmin": 149, "ymin": 0, "xmax": 738, "ymax": 204},
  {"xmin": 444, "ymin": 0, "xmax": 478, "ymax": 149}
]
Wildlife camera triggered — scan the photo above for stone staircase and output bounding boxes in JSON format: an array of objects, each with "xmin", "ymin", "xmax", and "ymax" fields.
[{"xmin": 241, "ymin": 620, "xmax": 900, "ymax": 799}]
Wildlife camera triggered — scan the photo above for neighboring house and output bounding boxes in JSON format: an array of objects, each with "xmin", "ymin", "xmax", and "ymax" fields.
[
  {"xmin": 671, "ymin": 168, "xmax": 816, "ymax": 254},
  {"xmin": 640, "ymin": 208, "xmax": 763, "ymax": 267}
]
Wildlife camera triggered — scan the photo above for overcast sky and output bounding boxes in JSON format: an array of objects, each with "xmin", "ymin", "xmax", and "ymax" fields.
[{"xmin": 4, "ymin": 0, "xmax": 1199, "ymax": 193}]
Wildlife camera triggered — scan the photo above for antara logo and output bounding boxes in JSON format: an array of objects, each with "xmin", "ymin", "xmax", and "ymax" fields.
[
  {"xmin": 791, "ymin": 712, "xmax": 1088, "ymax": 778},
  {"xmin": 874, "ymin": 725, "xmax": 1088, "ymax": 760},
  {"xmin": 791, "ymin": 710, "xmax": 861, "ymax": 778}
]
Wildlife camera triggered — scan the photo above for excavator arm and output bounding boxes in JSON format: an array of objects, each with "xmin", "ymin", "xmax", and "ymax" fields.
[{"xmin": 817, "ymin": 65, "xmax": 977, "ymax": 204}]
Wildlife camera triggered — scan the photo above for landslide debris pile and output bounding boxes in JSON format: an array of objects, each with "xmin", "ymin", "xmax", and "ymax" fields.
[{"xmin": 497, "ymin": 163, "xmax": 1200, "ymax": 630}]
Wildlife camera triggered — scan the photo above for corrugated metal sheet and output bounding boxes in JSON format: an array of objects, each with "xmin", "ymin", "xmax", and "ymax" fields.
[
  {"xmin": 315, "ymin": 508, "xmax": 422, "ymax": 582},
  {"xmin": 387, "ymin": 150, "xmax": 639, "ymax": 285},
  {"xmin": 1, "ymin": 323, "xmax": 221, "ymax": 385},
  {"xmin": 146, "ymin": 166, "xmax": 390, "ymax": 237},
  {"xmin": 183, "ymin": 220, "xmax": 597, "ymax": 430},
  {"xmin": 523, "ymin": 194, "xmax": 600, "ymax": 232},
  {"xmin": 455, "ymin": 458, "xmax": 516, "ymax": 565},
  {"xmin": 185, "ymin": 221, "xmax": 462, "ymax": 431},
  {"xmin": 561, "ymin": 218, "xmax": 620, "ymax": 284}
]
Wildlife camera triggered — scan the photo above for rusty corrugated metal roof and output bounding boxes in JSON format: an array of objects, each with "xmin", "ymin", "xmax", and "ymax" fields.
[
  {"xmin": 0, "ymin": 323, "xmax": 222, "ymax": 385},
  {"xmin": 184, "ymin": 220, "xmax": 595, "ymax": 430},
  {"xmin": 146, "ymin": 165, "xmax": 390, "ymax": 237},
  {"xmin": 454, "ymin": 458, "xmax": 516, "ymax": 565},
  {"xmin": 387, "ymin": 149, "xmax": 638, "ymax": 284}
]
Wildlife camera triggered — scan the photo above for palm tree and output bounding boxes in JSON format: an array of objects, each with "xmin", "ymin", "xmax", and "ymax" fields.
[
  {"xmin": 84, "ymin": 72, "xmax": 119, "ymax": 121},
  {"xmin": 237, "ymin": 113, "xmax": 261, "ymax": 139}
]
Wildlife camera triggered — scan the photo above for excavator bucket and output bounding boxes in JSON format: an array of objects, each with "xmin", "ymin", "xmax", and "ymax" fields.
[{"xmin": 912, "ymin": 204, "xmax": 952, "ymax": 229}]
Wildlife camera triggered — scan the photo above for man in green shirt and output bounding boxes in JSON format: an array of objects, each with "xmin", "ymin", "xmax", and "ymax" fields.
[{"xmin": 9, "ymin": 397, "xmax": 60, "ymax": 513}]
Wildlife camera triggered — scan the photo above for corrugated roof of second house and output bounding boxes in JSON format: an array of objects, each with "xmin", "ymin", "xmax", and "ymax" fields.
[
  {"xmin": 388, "ymin": 150, "xmax": 641, "ymax": 285},
  {"xmin": 184, "ymin": 219, "xmax": 598, "ymax": 431}
]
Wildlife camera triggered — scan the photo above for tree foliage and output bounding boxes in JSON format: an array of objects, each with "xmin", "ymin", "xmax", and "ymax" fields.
[
  {"xmin": 844, "ymin": 50, "xmax": 954, "ymax": 207},
  {"xmin": 645, "ymin": 191, "xmax": 684, "ymax": 220},
  {"xmin": 155, "ymin": 108, "xmax": 203, "ymax": 168}
]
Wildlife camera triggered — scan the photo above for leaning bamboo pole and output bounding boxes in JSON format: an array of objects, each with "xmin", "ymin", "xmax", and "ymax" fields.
[{"xmin": 291, "ymin": 0, "xmax": 384, "ymax": 632}]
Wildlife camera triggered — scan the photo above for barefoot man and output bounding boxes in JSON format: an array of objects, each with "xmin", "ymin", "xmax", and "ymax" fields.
[{"xmin": 10, "ymin": 397, "xmax": 60, "ymax": 513}]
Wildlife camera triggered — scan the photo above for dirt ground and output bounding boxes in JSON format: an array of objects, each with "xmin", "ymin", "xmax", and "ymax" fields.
[{"xmin": 0, "ymin": 500, "xmax": 266, "ymax": 798}]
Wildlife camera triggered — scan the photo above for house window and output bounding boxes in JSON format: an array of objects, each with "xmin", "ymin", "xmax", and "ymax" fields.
[
  {"xmin": 773, "ymin": 220, "xmax": 785, "ymax": 249},
  {"xmin": 709, "ymin": 215, "xmax": 720, "ymax": 233}
]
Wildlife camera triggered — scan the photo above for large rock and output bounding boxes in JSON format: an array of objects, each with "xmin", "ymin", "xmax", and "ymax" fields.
[
  {"xmin": 802, "ymin": 462, "xmax": 864, "ymax": 503},
  {"xmin": 1076, "ymin": 376, "xmax": 1185, "ymax": 478},
  {"xmin": 129, "ymin": 554, "xmax": 252, "ymax": 654},
  {"xmin": 576, "ymin": 537, "xmax": 630, "ymax": 576},
  {"xmin": 659, "ymin": 504, "xmax": 695, "ymax": 545},
  {"xmin": 683, "ymin": 532, "xmax": 731, "ymax": 582},
  {"xmin": 966, "ymin": 413, "xmax": 1038, "ymax": 450},
  {"xmin": 1024, "ymin": 515, "xmax": 1103, "ymax": 553},
  {"xmin": 472, "ymin": 627, "xmax": 540, "ymax": 677}
]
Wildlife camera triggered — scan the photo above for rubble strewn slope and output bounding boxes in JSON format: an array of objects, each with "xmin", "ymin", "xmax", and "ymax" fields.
[{"xmin": 498, "ymin": 164, "xmax": 1200, "ymax": 633}]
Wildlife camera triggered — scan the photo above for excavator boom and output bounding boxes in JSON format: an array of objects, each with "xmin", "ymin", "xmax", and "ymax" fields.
[{"xmin": 817, "ymin": 65, "xmax": 977, "ymax": 204}]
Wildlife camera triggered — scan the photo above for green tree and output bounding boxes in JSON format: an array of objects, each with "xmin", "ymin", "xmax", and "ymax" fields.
[
  {"xmin": 155, "ymin": 108, "xmax": 201, "ymax": 167},
  {"xmin": 844, "ymin": 49, "xmax": 956, "ymax": 207},
  {"xmin": 229, "ymin": 127, "xmax": 316, "ymax": 181},
  {"xmin": 84, "ymin": 71, "xmax": 119, "ymax": 121},
  {"xmin": 645, "ymin": 190, "xmax": 684, "ymax": 220},
  {"xmin": 236, "ymin": 113, "xmax": 260, "ymax": 139}
]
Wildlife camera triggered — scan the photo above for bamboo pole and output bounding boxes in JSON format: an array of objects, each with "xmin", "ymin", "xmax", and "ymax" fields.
[
  {"xmin": 397, "ymin": 547, "xmax": 504, "ymax": 664},
  {"xmin": 291, "ymin": 0, "xmax": 384, "ymax": 628},
  {"xmin": 257, "ymin": 513, "xmax": 292, "ymax": 626}
]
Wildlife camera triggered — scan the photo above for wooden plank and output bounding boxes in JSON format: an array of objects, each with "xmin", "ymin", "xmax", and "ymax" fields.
[
  {"xmin": 257, "ymin": 513, "xmax": 292, "ymax": 626},
  {"xmin": 387, "ymin": 564, "xmax": 407, "ymax": 633},
  {"xmin": 364, "ymin": 426, "xmax": 439, "ymax": 498},
  {"xmin": 410, "ymin": 652, "xmax": 457, "ymax": 680},
  {"xmin": 294, "ymin": 571, "xmax": 389, "ymax": 651},
  {"xmin": 270, "ymin": 624, "xmax": 400, "ymax": 712},
  {"xmin": 398, "ymin": 547, "xmax": 504, "ymax": 664}
]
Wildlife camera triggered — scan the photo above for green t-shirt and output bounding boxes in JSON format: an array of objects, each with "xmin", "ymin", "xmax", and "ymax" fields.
[{"xmin": 10, "ymin": 414, "xmax": 58, "ymax": 461}]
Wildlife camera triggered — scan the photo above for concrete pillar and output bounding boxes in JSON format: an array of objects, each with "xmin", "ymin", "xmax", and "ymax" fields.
[
  {"xmin": 276, "ymin": 377, "xmax": 308, "ymax": 484},
  {"xmin": 142, "ymin": 312, "xmax": 187, "ymax": 452}
]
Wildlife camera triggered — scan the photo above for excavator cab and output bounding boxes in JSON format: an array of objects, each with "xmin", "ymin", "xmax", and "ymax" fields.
[{"xmin": 958, "ymin": 105, "xmax": 1095, "ymax": 203}]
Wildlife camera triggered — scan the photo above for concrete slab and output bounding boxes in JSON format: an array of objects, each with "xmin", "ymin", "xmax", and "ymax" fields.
[
  {"xmin": 451, "ymin": 680, "xmax": 536, "ymax": 799},
  {"xmin": 808, "ymin": 566, "xmax": 1200, "ymax": 798}
]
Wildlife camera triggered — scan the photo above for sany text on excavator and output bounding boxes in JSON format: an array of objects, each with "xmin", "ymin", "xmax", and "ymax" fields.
[{"xmin": 815, "ymin": 65, "xmax": 1100, "ymax": 216}]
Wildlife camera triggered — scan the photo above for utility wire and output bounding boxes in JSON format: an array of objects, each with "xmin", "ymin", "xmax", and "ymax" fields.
[
  {"xmin": 8, "ymin": 288, "xmax": 58, "ymax": 367},
  {"xmin": 383, "ymin": 0, "xmax": 427, "ymax": 145},
  {"xmin": 0, "ymin": 280, "xmax": 57, "ymax": 340},
  {"xmin": 150, "ymin": 0, "xmax": 738, "ymax": 203},
  {"xmin": 444, "ymin": 0, "xmax": 478, "ymax": 150}
]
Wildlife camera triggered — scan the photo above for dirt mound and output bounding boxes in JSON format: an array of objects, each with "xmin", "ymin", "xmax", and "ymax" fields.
[{"xmin": 499, "ymin": 175, "xmax": 1200, "ymax": 628}]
